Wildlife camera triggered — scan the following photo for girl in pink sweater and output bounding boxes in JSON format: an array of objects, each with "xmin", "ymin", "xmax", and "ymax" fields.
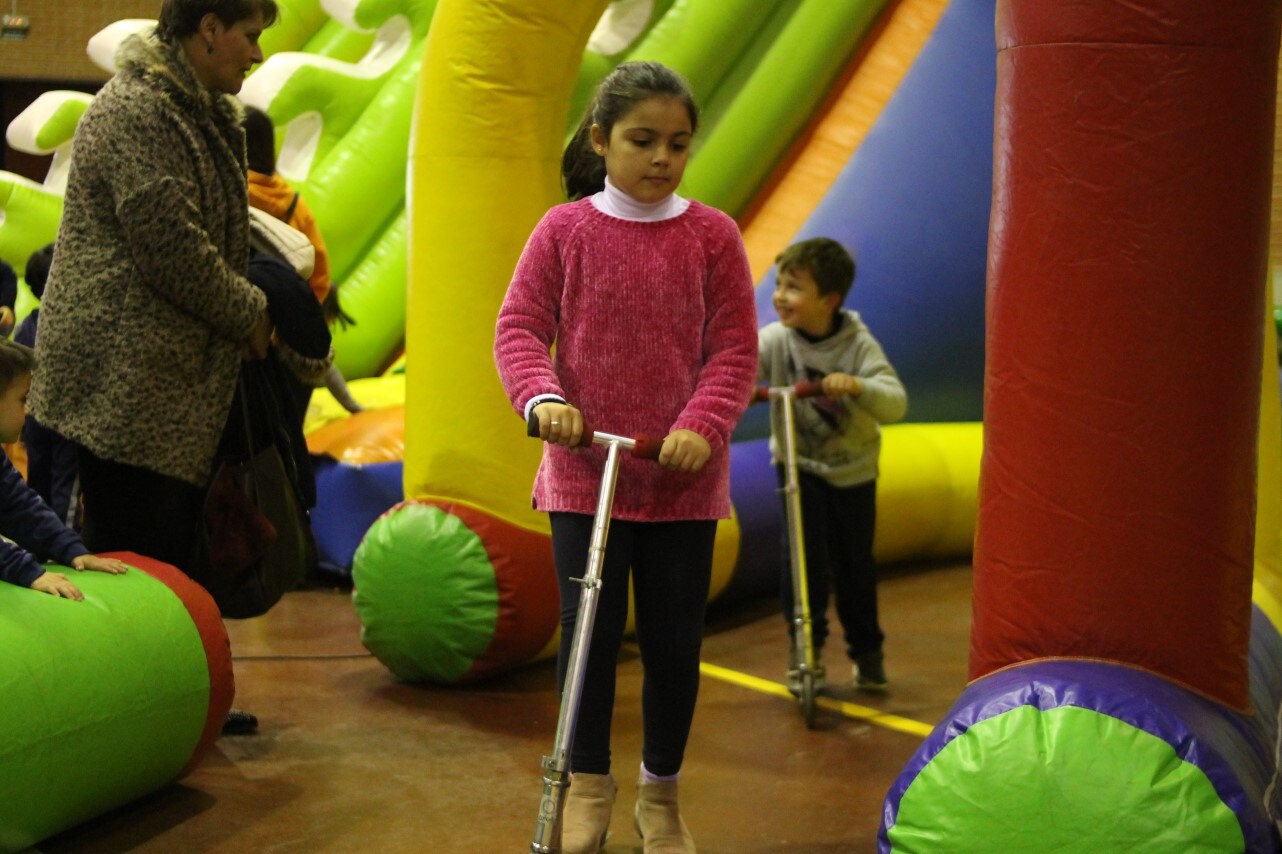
[{"xmin": 495, "ymin": 62, "xmax": 757, "ymax": 853}]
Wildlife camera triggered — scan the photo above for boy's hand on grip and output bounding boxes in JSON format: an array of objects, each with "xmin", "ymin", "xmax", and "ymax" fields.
[{"xmin": 822, "ymin": 372, "xmax": 862, "ymax": 398}]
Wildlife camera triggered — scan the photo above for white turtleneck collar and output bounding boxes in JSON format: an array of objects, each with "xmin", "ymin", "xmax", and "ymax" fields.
[{"xmin": 590, "ymin": 176, "xmax": 691, "ymax": 222}]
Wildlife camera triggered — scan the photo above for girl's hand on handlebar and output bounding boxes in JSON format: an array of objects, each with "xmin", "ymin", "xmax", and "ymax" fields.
[
  {"xmin": 659, "ymin": 429, "xmax": 710, "ymax": 472},
  {"xmin": 533, "ymin": 402, "xmax": 584, "ymax": 447},
  {"xmin": 822, "ymin": 372, "xmax": 862, "ymax": 398}
]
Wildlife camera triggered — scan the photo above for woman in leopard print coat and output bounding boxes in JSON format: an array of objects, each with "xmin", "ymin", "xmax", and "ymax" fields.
[{"xmin": 27, "ymin": 0, "xmax": 312, "ymax": 571}]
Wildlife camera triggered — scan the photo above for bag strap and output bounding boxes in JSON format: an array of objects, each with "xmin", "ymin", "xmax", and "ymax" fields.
[
  {"xmin": 236, "ymin": 373, "xmax": 262, "ymax": 506},
  {"xmin": 283, "ymin": 192, "xmax": 300, "ymax": 224}
]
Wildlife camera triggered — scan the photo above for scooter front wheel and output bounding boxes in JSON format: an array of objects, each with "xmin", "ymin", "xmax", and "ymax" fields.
[{"xmin": 800, "ymin": 671, "xmax": 818, "ymax": 729}]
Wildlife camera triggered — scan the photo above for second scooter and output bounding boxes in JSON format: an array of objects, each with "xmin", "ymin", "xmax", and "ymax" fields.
[{"xmin": 755, "ymin": 381, "xmax": 825, "ymax": 728}]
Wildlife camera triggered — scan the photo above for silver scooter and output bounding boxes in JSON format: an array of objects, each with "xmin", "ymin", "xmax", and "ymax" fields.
[
  {"xmin": 527, "ymin": 411, "xmax": 661, "ymax": 853},
  {"xmin": 755, "ymin": 381, "xmax": 825, "ymax": 728}
]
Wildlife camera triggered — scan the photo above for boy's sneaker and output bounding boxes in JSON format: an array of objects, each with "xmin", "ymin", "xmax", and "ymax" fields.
[{"xmin": 854, "ymin": 652, "xmax": 889, "ymax": 693}]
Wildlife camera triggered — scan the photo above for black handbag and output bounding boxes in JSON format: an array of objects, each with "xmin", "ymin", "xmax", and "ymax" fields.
[{"xmin": 192, "ymin": 357, "xmax": 317, "ymax": 618}]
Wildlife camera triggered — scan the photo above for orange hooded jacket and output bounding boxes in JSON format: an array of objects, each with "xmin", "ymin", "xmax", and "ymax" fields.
[{"xmin": 247, "ymin": 170, "xmax": 331, "ymax": 304}]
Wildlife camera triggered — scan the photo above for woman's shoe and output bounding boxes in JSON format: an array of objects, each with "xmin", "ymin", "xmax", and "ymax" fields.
[
  {"xmin": 634, "ymin": 778, "xmax": 696, "ymax": 853},
  {"xmin": 560, "ymin": 772, "xmax": 616, "ymax": 853},
  {"xmin": 221, "ymin": 709, "xmax": 258, "ymax": 735}
]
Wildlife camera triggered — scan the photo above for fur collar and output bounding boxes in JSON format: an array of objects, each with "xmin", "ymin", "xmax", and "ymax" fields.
[{"xmin": 118, "ymin": 32, "xmax": 242, "ymax": 130}]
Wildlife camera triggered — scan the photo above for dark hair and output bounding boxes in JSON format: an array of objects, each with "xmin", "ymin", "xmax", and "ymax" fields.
[
  {"xmin": 24, "ymin": 243, "xmax": 54, "ymax": 300},
  {"xmin": 0, "ymin": 338, "xmax": 35, "ymax": 394},
  {"xmin": 562, "ymin": 61, "xmax": 699, "ymax": 201},
  {"xmin": 0, "ymin": 260, "xmax": 14, "ymax": 312},
  {"xmin": 243, "ymin": 105, "xmax": 276, "ymax": 174},
  {"xmin": 776, "ymin": 238, "xmax": 856, "ymax": 302},
  {"xmin": 322, "ymin": 284, "xmax": 356, "ymax": 329},
  {"xmin": 157, "ymin": 0, "xmax": 278, "ymax": 42}
]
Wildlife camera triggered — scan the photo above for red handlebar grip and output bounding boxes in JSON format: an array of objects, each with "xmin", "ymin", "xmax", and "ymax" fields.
[
  {"xmin": 629, "ymin": 435, "xmax": 662, "ymax": 460},
  {"xmin": 631, "ymin": 435, "xmax": 663, "ymax": 460},
  {"xmin": 753, "ymin": 385, "xmax": 771, "ymax": 403},
  {"xmin": 794, "ymin": 381, "xmax": 824, "ymax": 399}
]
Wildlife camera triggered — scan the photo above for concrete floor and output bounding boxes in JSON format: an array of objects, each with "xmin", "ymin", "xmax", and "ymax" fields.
[{"xmin": 37, "ymin": 562, "xmax": 973, "ymax": 853}]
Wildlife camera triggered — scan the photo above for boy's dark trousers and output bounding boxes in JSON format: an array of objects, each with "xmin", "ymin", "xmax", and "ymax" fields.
[{"xmin": 778, "ymin": 472, "xmax": 884, "ymax": 660}]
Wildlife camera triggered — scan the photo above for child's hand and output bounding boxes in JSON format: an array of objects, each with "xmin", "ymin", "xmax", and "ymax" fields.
[
  {"xmin": 71, "ymin": 555, "xmax": 130, "ymax": 575},
  {"xmin": 822, "ymin": 372, "xmax": 862, "ymax": 398},
  {"xmin": 533, "ymin": 402, "xmax": 584, "ymax": 448},
  {"xmin": 659, "ymin": 429, "xmax": 711, "ymax": 472},
  {"xmin": 242, "ymin": 312, "xmax": 273, "ymax": 361},
  {"xmin": 30, "ymin": 571, "xmax": 85, "ymax": 601}
]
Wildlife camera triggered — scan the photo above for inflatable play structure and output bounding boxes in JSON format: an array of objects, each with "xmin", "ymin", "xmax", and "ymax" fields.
[
  {"xmin": 1, "ymin": 0, "xmax": 991, "ymax": 634},
  {"xmin": 0, "ymin": 553, "xmax": 233, "ymax": 851},
  {"xmin": 9, "ymin": 0, "xmax": 1282, "ymax": 847},
  {"xmin": 377, "ymin": 0, "xmax": 996, "ymax": 681},
  {"xmin": 882, "ymin": 2, "xmax": 1282, "ymax": 850},
  {"xmin": 0, "ymin": 2, "xmax": 988, "ymax": 840},
  {"xmin": 0, "ymin": 0, "xmax": 986, "ymax": 678},
  {"xmin": 309, "ymin": 0, "xmax": 992, "ymax": 681}
]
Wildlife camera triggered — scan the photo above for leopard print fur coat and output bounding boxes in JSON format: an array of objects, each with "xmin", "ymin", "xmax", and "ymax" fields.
[{"xmin": 31, "ymin": 32, "xmax": 327, "ymax": 486}]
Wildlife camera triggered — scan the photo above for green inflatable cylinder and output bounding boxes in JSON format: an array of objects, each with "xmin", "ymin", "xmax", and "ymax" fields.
[{"xmin": 0, "ymin": 553, "xmax": 233, "ymax": 850}]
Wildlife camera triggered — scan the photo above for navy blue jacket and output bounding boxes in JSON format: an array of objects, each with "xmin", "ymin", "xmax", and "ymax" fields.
[{"xmin": 0, "ymin": 449, "xmax": 88, "ymax": 586}]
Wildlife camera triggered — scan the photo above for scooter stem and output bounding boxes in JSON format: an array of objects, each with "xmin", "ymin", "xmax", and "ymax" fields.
[
  {"xmin": 531, "ymin": 439, "xmax": 625, "ymax": 852},
  {"xmin": 779, "ymin": 390, "xmax": 819, "ymax": 677}
]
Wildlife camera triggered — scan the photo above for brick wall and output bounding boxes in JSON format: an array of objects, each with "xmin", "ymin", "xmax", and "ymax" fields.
[
  {"xmin": 0, "ymin": 1, "xmax": 158, "ymax": 82},
  {"xmin": 0, "ymin": 2, "xmax": 157, "ymax": 181}
]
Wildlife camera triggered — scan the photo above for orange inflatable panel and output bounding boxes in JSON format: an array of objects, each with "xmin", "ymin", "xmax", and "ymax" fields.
[{"xmin": 306, "ymin": 406, "xmax": 405, "ymax": 465}]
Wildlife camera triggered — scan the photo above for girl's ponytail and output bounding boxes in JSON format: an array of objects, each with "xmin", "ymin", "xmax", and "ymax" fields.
[{"xmin": 562, "ymin": 110, "xmax": 606, "ymax": 202}]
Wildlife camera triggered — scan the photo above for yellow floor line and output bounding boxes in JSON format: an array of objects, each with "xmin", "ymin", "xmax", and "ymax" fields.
[{"xmin": 698, "ymin": 660, "xmax": 935, "ymax": 738}]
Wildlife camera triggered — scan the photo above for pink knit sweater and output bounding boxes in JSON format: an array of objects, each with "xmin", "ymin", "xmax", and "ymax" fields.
[{"xmin": 495, "ymin": 199, "xmax": 758, "ymax": 521}]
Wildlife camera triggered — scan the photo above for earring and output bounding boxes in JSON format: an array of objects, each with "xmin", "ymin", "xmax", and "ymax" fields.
[{"xmin": 206, "ymin": 41, "xmax": 215, "ymax": 54}]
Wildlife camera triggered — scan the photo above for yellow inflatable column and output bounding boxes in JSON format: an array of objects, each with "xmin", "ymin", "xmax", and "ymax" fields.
[
  {"xmin": 405, "ymin": 0, "xmax": 608, "ymax": 523},
  {"xmin": 353, "ymin": 1, "xmax": 612, "ymax": 684},
  {"xmin": 1254, "ymin": 272, "xmax": 1282, "ymax": 621}
]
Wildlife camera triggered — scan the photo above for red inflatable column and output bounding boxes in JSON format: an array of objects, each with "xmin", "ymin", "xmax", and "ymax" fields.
[{"xmin": 972, "ymin": 1, "xmax": 1282, "ymax": 710}]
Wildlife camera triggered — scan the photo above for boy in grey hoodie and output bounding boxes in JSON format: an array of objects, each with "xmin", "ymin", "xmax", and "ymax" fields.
[{"xmin": 758, "ymin": 237, "xmax": 907, "ymax": 692}]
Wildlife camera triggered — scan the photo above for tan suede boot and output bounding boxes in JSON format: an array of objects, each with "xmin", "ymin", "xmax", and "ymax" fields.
[
  {"xmin": 560, "ymin": 772, "xmax": 616, "ymax": 854},
  {"xmin": 633, "ymin": 778, "xmax": 696, "ymax": 853}
]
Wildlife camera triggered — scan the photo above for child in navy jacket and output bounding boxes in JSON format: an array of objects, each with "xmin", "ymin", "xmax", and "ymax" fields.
[
  {"xmin": 0, "ymin": 338, "xmax": 127, "ymax": 599},
  {"xmin": 16, "ymin": 244, "xmax": 79, "ymax": 526}
]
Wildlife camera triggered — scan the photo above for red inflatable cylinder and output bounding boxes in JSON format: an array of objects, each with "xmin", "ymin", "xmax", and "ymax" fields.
[{"xmin": 972, "ymin": 1, "xmax": 1282, "ymax": 710}]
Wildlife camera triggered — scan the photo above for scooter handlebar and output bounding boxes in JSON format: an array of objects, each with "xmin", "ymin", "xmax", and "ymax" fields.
[
  {"xmin": 629, "ymin": 436, "xmax": 664, "ymax": 460},
  {"xmin": 526, "ymin": 411, "xmax": 663, "ymax": 460},
  {"xmin": 753, "ymin": 380, "xmax": 825, "ymax": 402}
]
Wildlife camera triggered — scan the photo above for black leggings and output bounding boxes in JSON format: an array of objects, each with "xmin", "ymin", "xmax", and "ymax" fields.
[
  {"xmin": 76, "ymin": 445, "xmax": 205, "ymax": 575},
  {"xmin": 550, "ymin": 513, "xmax": 716, "ymax": 777}
]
